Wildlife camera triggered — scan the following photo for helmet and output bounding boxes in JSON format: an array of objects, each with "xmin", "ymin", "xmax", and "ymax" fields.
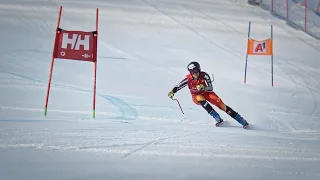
[{"xmin": 187, "ymin": 61, "xmax": 201, "ymax": 74}]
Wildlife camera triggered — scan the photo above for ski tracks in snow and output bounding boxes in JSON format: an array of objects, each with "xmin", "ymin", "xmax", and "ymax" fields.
[{"xmin": 0, "ymin": 69, "xmax": 139, "ymax": 120}]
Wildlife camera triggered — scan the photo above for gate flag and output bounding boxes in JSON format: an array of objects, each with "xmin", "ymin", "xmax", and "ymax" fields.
[
  {"xmin": 45, "ymin": 6, "xmax": 99, "ymax": 119},
  {"xmin": 244, "ymin": 21, "xmax": 274, "ymax": 86}
]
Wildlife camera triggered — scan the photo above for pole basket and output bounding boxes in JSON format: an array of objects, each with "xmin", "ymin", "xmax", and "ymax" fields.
[
  {"xmin": 45, "ymin": 6, "xmax": 99, "ymax": 119},
  {"xmin": 244, "ymin": 21, "xmax": 274, "ymax": 87}
]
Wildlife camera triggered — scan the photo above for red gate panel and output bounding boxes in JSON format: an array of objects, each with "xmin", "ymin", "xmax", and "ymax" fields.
[{"xmin": 53, "ymin": 29, "xmax": 97, "ymax": 62}]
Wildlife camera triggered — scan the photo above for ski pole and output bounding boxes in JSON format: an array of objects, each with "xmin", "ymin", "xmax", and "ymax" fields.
[{"xmin": 172, "ymin": 98, "xmax": 184, "ymax": 114}]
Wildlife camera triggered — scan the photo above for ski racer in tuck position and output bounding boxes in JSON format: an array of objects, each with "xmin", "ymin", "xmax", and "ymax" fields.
[{"xmin": 168, "ymin": 61, "xmax": 249, "ymax": 129}]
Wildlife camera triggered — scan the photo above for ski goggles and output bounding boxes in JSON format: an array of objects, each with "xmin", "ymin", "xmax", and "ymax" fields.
[{"xmin": 189, "ymin": 69, "xmax": 200, "ymax": 74}]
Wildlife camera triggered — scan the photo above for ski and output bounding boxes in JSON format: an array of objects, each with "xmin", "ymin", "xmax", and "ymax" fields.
[{"xmin": 215, "ymin": 119, "xmax": 250, "ymax": 129}]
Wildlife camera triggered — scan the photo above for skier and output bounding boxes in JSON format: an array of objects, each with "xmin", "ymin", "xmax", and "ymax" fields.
[{"xmin": 168, "ymin": 61, "xmax": 249, "ymax": 129}]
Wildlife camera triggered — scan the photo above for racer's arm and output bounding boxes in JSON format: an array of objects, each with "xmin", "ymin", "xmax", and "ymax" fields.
[
  {"xmin": 203, "ymin": 72, "xmax": 213, "ymax": 91},
  {"xmin": 172, "ymin": 78, "xmax": 188, "ymax": 93}
]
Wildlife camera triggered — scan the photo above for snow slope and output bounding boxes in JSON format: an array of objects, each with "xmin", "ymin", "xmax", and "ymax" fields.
[{"xmin": 0, "ymin": 0, "xmax": 320, "ymax": 179}]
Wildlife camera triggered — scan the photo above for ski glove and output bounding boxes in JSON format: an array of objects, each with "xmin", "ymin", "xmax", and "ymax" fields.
[
  {"xmin": 196, "ymin": 84, "xmax": 205, "ymax": 91},
  {"xmin": 168, "ymin": 90, "xmax": 175, "ymax": 99}
]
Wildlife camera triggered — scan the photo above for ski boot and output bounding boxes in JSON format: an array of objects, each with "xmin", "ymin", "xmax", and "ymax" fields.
[
  {"xmin": 210, "ymin": 110, "xmax": 223, "ymax": 127},
  {"xmin": 235, "ymin": 114, "xmax": 249, "ymax": 129},
  {"xmin": 215, "ymin": 119, "xmax": 224, "ymax": 127}
]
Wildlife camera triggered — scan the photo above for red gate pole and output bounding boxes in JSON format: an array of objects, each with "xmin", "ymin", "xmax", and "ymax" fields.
[
  {"xmin": 286, "ymin": 0, "xmax": 288, "ymax": 20},
  {"xmin": 304, "ymin": 0, "xmax": 307, "ymax": 32},
  {"xmin": 45, "ymin": 6, "xmax": 63, "ymax": 117},
  {"xmin": 92, "ymin": 8, "xmax": 99, "ymax": 119}
]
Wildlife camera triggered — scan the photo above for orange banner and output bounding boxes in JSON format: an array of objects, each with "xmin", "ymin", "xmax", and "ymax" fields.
[{"xmin": 247, "ymin": 38, "xmax": 273, "ymax": 56}]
